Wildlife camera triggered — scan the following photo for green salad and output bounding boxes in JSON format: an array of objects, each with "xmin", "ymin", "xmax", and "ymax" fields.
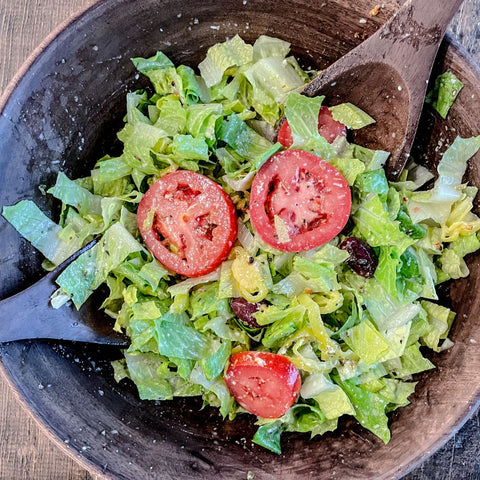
[{"xmin": 3, "ymin": 35, "xmax": 480, "ymax": 453}]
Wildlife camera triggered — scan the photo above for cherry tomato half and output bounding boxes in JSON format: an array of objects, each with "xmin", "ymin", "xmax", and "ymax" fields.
[
  {"xmin": 250, "ymin": 150, "xmax": 351, "ymax": 252},
  {"xmin": 137, "ymin": 170, "xmax": 237, "ymax": 277},
  {"xmin": 224, "ymin": 351, "xmax": 301, "ymax": 418},
  {"xmin": 277, "ymin": 106, "xmax": 347, "ymax": 147}
]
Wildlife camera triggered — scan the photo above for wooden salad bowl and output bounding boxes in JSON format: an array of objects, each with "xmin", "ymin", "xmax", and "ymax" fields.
[{"xmin": 0, "ymin": 0, "xmax": 479, "ymax": 478}]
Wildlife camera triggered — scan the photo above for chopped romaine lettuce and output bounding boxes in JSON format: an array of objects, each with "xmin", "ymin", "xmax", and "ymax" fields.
[
  {"xmin": 426, "ymin": 71, "xmax": 463, "ymax": 119},
  {"xmin": 2, "ymin": 200, "xmax": 81, "ymax": 266},
  {"xmin": 407, "ymin": 135, "xmax": 480, "ymax": 225},
  {"xmin": 329, "ymin": 103, "xmax": 375, "ymax": 129},
  {"xmin": 55, "ymin": 222, "xmax": 143, "ymax": 308},
  {"xmin": 199, "ymin": 35, "xmax": 253, "ymax": 88},
  {"xmin": 3, "ymin": 35, "xmax": 479, "ymax": 454}
]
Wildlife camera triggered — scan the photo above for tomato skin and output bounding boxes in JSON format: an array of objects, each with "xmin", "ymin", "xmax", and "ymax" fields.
[
  {"xmin": 250, "ymin": 150, "xmax": 351, "ymax": 252},
  {"xmin": 277, "ymin": 106, "xmax": 347, "ymax": 147},
  {"xmin": 224, "ymin": 351, "xmax": 301, "ymax": 418},
  {"xmin": 137, "ymin": 170, "xmax": 237, "ymax": 277}
]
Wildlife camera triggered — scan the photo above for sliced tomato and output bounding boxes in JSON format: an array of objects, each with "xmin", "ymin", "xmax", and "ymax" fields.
[
  {"xmin": 250, "ymin": 150, "xmax": 351, "ymax": 252},
  {"xmin": 137, "ymin": 170, "xmax": 237, "ymax": 277},
  {"xmin": 277, "ymin": 106, "xmax": 347, "ymax": 147},
  {"xmin": 224, "ymin": 351, "xmax": 301, "ymax": 418}
]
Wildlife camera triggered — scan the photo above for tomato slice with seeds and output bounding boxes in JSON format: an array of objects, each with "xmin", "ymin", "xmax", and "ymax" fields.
[
  {"xmin": 137, "ymin": 170, "xmax": 237, "ymax": 277},
  {"xmin": 250, "ymin": 150, "xmax": 351, "ymax": 252},
  {"xmin": 277, "ymin": 105, "xmax": 347, "ymax": 147},
  {"xmin": 224, "ymin": 351, "xmax": 301, "ymax": 418}
]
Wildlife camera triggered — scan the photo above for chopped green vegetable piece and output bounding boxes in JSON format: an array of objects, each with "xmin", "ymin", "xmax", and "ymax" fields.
[
  {"xmin": 199, "ymin": 35, "xmax": 253, "ymax": 87},
  {"xmin": 253, "ymin": 421, "xmax": 284, "ymax": 454},
  {"xmin": 334, "ymin": 375, "xmax": 391, "ymax": 444},
  {"xmin": 341, "ymin": 319, "xmax": 390, "ymax": 365},
  {"xmin": 55, "ymin": 222, "xmax": 143, "ymax": 308},
  {"xmin": 329, "ymin": 102, "xmax": 375, "ymax": 129},
  {"xmin": 426, "ymin": 71, "xmax": 463, "ymax": 119},
  {"xmin": 2, "ymin": 200, "xmax": 81, "ymax": 266}
]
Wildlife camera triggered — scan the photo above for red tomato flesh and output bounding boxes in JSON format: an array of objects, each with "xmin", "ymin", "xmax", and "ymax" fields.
[
  {"xmin": 277, "ymin": 106, "xmax": 347, "ymax": 147},
  {"xmin": 250, "ymin": 150, "xmax": 351, "ymax": 252},
  {"xmin": 224, "ymin": 351, "xmax": 301, "ymax": 418},
  {"xmin": 137, "ymin": 170, "xmax": 237, "ymax": 277}
]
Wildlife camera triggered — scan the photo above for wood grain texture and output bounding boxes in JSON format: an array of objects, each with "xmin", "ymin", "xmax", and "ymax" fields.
[{"xmin": 0, "ymin": 1, "xmax": 479, "ymax": 479}]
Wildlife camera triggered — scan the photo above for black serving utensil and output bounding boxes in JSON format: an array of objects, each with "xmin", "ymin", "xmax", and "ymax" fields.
[{"xmin": 0, "ymin": 239, "xmax": 129, "ymax": 346}]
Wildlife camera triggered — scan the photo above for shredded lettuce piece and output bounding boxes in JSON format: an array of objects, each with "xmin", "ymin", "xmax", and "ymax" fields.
[
  {"xmin": 122, "ymin": 351, "xmax": 203, "ymax": 400},
  {"xmin": 426, "ymin": 71, "xmax": 463, "ymax": 119},
  {"xmin": 199, "ymin": 35, "xmax": 253, "ymax": 88},
  {"xmin": 167, "ymin": 270, "xmax": 221, "ymax": 297},
  {"xmin": 341, "ymin": 319, "xmax": 390, "ymax": 365},
  {"xmin": 2, "ymin": 200, "xmax": 81, "ymax": 265},
  {"xmin": 55, "ymin": 222, "xmax": 143, "ymax": 308},
  {"xmin": 48, "ymin": 172, "xmax": 102, "ymax": 216},
  {"xmin": 384, "ymin": 343, "xmax": 435, "ymax": 379},
  {"xmin": 329, "ymin": 157, "xmax": 366, "ymax": 185},
  {"xmin": 243, "ymin": 56, "xmax": 305, "ymax": 103},
  {"xmin": 334, "ymin": 375, "xmax": 391, "ymax": 444},
  {"xmin": 301, "ymin": 373, "xmax": 355, "ymax": 419},
  {"xmin": 353, "ymin": 193, "xmax": 415, "ymax": 254},
  {"xmin": 353, "ymin": 145, "xmax": 390, "ymax": 171},
  {"xmin": 284, "ymin": 92, "xmax": 337, "ymax": 159},
  {"xmin": 217, "ymin": 114, "xmax": 281, "ymax": 171},
  {"xmin": 189, "ymin": 364, "xmax": 233, "ymax": 418},
  {"xmin": 329, "ymin": 103, "xmax": 375, "ymax": 129},
  {"xmin": 407, "ymin": 136, "xmax": 480, "ymax": 224},
  {"xmin": 420, "ymin": 301, "xmax": 455, "ymax": 352},
  {"xmin": 155, "ymin": 317, "xmax": 212, "ymax": 360},
  {"xmin": 253, "ymin": 421, "xmax": 284, "ymax": 454},
  {"xmin": 252, "ymin": 35, "xmax": 291, "ymax": 61}
]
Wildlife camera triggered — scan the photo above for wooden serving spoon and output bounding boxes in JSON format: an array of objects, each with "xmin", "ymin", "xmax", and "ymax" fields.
[
  {"xmin": 302, "ymin": 0, "xmax": 464, "ymax": 179},
  {"xmin": 0, "ymin": 240, "xmax": 129, "ymax": 346}
]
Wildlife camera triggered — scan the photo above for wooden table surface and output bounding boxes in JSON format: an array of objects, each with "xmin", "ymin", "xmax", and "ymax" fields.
[{"xmin": 1, "ymin": 1, "xmax": 480, "ymax": 479}]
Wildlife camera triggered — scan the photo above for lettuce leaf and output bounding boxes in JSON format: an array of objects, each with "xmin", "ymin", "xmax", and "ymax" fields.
[
  {"xmin": 252, "ymin": 35, "xmax": 291, "ymax": 61},
  {"xmin": 189, "ymin": 364, "xmax": 233, "ymax": 418},
  {"xmin": 253, "ymin": 421, "xmax": 284, "ymax": 454},
  {"xmin": 55, "ymin": 222, "xmax": 143, "ymax": 308},
  {"xmin": 284, "ymin": 92, "xmax": 337, "ymax": 159},
  {"xmin": 301, "ymin": 374, "xmax": 355, "ymax": 419},
  {"xmin": 48, "ymin": 172, "xmax": 102, "ymax": 216},
  {"xmin": 426, "ymin": 71, "xmax": 463, "ymax": 119},
  {"xmin": 155, "ymin": 317, "xmax": 212, "ymax": 360},
  {"xmin": 329, "ymin": 103, "xmax": 375, "ymax": 129},
  {"xmin": 243, "ymin": 56, "xmax": 305, "ymax": 103},
  {"xmin": 384, "ymin": 342, "xmax": 435, "ymax": 379},
  {"xmin": 132, "ymin": 51, "xmax": 180, "ymax": 95},
  {"xmin": 217, "ymin": 114, "xmax": 281, "ymax": 170},
  {"xmin": 341, "ymin": 319, "xmax": 390, "ymax": 365},
  {"xmin": 2, "ymin": 200, "xmax": 81, "ymax": 266},
  {"xmin": 407, "ymin": 136, "xmax": 480, "ymax": 225},
  {"xmin": 353, "ymin": 193, "xmax": 415, "ymax": 254},
  {"xmin": 334, "ymin": 375, "xmax": 391, "ymax": 444},
  {"xmin": 199, "ymin": 35, "xmax": 253, "ymax": 88},
  {"xmin": 420, "ymin": 300, "xmax": 455, "ymax": 352}
]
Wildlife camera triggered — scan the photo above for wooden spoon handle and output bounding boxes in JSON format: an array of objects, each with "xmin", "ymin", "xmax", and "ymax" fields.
[
  {"xmin": 378, "ymin": 0, "xmax": 464, "ymax": 176},
  {"xmin": 376, "ymin": 0, "xmax": 465, "ymax": 81}
]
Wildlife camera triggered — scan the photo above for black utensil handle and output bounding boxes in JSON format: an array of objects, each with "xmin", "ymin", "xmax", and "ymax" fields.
[
  {"xmin": 0, "ymin": 276, "xmax": 127, "ymax": 345},
  {"xmin": 0, "ymin": 240, "xmax": 129, "ymax": 346}
]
